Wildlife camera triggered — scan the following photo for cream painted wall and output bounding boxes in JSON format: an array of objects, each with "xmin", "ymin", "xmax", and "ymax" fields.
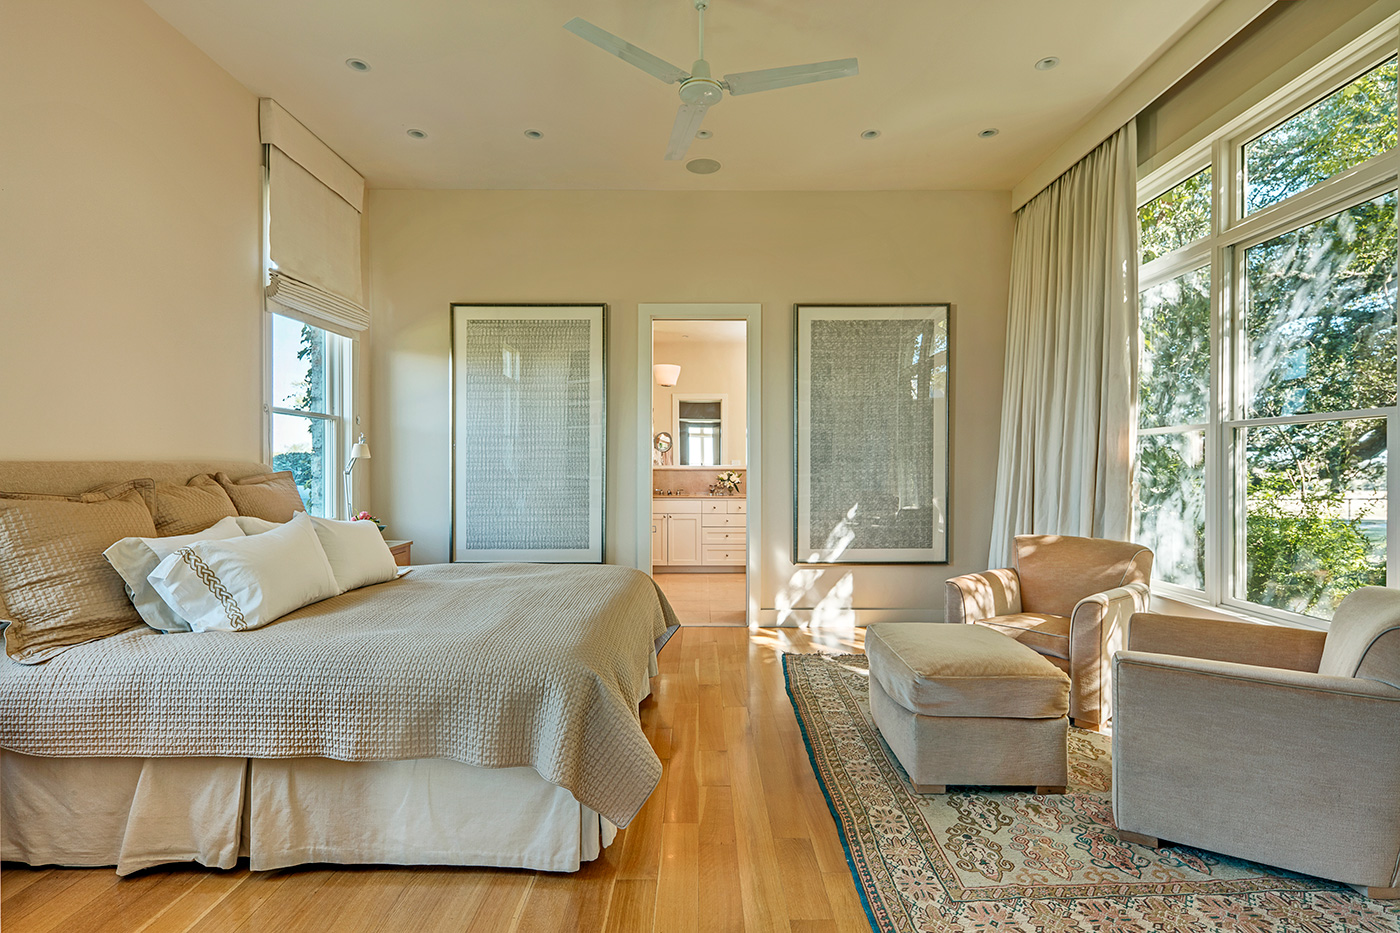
[
  {"xmin": 0, "ymin": 0, "xmax": 263, "ymax": 460},
  {"xmin": 366, "ymin": 190, "xmax": 1012, "ymax": 617},
  {"xmin": 653, "ymin": 335, "xmax": 748, "ymax": 466}
]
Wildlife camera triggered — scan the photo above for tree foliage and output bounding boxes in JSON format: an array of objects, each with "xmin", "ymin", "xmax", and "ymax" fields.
[
  {"xmin": 1139, "ymin": 168, "xmax": 1211, "ymax": 264},
  {"xmin": 288, "ymin": 324, "xmax": 327, "ymax": 515}
]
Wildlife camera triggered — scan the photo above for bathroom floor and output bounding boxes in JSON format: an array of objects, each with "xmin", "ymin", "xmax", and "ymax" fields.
[{"xmin": 652, "ymin": 572, "xmax": 747, "ymax": 626}]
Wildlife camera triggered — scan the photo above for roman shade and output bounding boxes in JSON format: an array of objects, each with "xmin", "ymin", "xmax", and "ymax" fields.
[{"xmin": 259, "ymin": 99, "xmax": 369, "ymax": 335}]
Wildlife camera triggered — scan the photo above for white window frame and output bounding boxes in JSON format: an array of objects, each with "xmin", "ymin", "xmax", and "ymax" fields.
[
  {"xmin": 1136, "ymin": 22, "xmax": 1400, "ymax": 628},
  {"xmin": 263, "ymin": 311, "xmax": 355, "ymax": 519},
  {"xmin": 673, "ymin": 393, "xmax": 730, "ymax": 466}
]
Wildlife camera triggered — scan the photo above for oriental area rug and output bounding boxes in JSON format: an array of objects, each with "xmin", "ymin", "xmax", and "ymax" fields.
[{"xmin": 783, "ymin": 652, "xmax": 1400, "ymax": 933}]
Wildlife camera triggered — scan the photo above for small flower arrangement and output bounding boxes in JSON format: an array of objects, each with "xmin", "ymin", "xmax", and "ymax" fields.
[
  {"xmin": 716, "ymin": 470, "xmax": 743, "ymax": 495},
  {"xmin": 354, "ymin": 511, "xmax": 386, "ymax": 531}
]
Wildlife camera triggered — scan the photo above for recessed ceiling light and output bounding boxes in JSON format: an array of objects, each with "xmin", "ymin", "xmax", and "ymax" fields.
[
  {"xmin": 695, "ymin": 130, "xmax": 712, "ymax": 139},
  {"xmin": 406, "ymin": 128, "xmax": 428, "ymax": 139},
  {"xmin": 978, "ymin": 128, "xmax": 1000, "ymax": 138},
  {"xmin": 861, "ymin": 129, "xmax": 881, "ymax": 139},
  {"xmin": 1034, "ymin": 56, "xmax": 1060, "ymax": 71},
  {"xmin": 686, "ymin": 158, "xmax": 721, "ymax": 175},
  {"xmin": 345, "ymin": 58, "xmax": 371, "ymax": 72},
  {"xmin": 524, "ymin": 129, "xmax": 544, "ymax": 139}
]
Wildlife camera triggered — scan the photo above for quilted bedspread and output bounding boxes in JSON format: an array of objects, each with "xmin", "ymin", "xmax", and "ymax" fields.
[{"xmin": 0, "ymin": 563, "xmax": 675, "ymax": 827}]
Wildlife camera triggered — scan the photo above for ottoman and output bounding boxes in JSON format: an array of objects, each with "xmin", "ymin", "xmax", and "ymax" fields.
[{"xmin": 866, "ymin": 622, "xmax": 1071, "ymax": 794}]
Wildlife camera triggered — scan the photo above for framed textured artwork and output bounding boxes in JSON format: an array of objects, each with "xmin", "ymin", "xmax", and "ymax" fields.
[
  {"xmin": 795, "ymin": 304, "xmax": 951, "ymax": 564},
  {"xmin": 450, "ymin": 304, "xmax": 606, "ymax": 562}
]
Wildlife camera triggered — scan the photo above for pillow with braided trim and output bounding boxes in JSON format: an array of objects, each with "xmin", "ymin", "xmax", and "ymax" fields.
[
  {"xmin": 146, "ymin": 512, "xmax": 337, "ymax": 633},
  {"xmin": 104, "ymin": 515, "xmax": 246, "ymax": 633}
]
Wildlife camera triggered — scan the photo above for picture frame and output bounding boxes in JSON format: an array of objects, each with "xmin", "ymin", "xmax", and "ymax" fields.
[
  {"xmin": 450, "ymin": 304, "xmax": 606, "ymax": 562},
  {"xmin": 794, "ymin": 304, "xmax": 951, "ymax": 564}
]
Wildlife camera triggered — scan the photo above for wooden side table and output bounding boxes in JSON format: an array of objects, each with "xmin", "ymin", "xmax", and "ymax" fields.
[{"xmin": 384, "ymin": 539, "xmax": 412, "ymax": 567}]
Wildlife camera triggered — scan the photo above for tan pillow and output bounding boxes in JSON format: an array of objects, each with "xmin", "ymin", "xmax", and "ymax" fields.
[
  {"xmin": 0, "ymin": 480, "xmax": 158, "ymax": 664},
  {"xmin": 215, "ymin": 471, "xmax": 307, "ymax": 523},
  {"xmin": 153, "ymin": 474, "xmax": 238, "ymax": 536}
]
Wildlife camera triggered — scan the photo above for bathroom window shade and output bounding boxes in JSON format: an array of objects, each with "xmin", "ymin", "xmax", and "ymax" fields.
[
  {"xmin": 450, "ymin": 305, "xmax": 607, "ymax": 562},
  {"xmin": 260, "ymin": 99, "xmax": 368, "ymax": 332}
]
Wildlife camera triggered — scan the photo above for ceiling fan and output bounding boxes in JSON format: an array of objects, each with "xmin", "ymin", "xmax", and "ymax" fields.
[{"xmin": 564, "ymin": 0, "xmax": 858, "ymax": 161}]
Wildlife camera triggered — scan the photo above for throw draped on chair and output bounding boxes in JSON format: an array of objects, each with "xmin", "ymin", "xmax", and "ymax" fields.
[{"xmin": 988, "ymin": 124, "xmax": 1139, "ymax": 567}]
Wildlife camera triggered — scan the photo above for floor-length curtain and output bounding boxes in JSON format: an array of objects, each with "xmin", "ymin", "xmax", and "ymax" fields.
[{"xmin": 988, "ymin": 124, "xmax": 1138, "ymax": 567}]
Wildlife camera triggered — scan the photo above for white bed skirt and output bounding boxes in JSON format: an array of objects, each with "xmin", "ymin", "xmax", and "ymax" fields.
[{"xmin": 1, "ymin": 752, "xmax": 617, "ymax": 876}]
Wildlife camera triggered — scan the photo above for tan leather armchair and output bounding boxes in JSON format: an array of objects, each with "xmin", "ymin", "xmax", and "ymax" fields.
[
  {"xmin": 1111, "ymin": 589, "xmax": 1400, "ymax": 897},
  {"xmin": 945, "ymin": 535, "xmax": 1153, "ymax": 730}
]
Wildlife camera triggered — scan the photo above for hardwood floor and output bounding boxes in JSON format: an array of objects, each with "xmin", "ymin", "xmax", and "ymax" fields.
[
  {"xmin": 652, "ymin": 573, "xmax": 748, "ymax": 626},
  {"xmin": 1, "ymin": 627, "xmax": 870, "ymax": 933}
]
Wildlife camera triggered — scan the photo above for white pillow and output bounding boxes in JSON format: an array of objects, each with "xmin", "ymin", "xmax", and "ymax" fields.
[
  {"xmin": 238, "ymin": 515, "xmax": 397, "ymax": 594},
  {"xmin": 147, "ymin": 512, "xmax": 339, "ymax": 632},
  {"xmin": 307, "ymin": 516, "xmax": 398, "ymax": 593},
  {"xmin": 234, "ymin": 516, "xmax": 281, "ymax": 535},
  {"xmin": 103, "ymin": 516, "xmax": 246, "ymax": 633}
]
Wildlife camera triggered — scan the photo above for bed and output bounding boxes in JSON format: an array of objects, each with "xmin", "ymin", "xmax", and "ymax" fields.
[{"xmin": 0, "ymin": 460, "xmax": 674, "ymax": 875}]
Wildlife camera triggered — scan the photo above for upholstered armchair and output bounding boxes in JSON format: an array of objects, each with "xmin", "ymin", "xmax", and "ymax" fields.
[
  {"xmin": 945, "ymin": 535, "xmax": 1153, "ymax": 730},
  {"xmin": 1112, "ymin": 588, "xmax": 1400, "ymax": 897}
]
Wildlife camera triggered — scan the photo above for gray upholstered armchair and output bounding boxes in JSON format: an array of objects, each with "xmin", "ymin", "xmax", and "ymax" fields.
[
  {"xmin": 1112, "ymin": 587, "xmax": 1400, "ymax": 898},
  {"xmin": 945, "ymin": 534, "xmax": 1153, "ymax": 730}
]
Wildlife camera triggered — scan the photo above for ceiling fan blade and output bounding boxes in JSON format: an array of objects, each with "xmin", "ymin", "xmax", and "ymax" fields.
[
  {"xmin": 564, "ymin": 18, "xmax": 690, "ymax": 85},
  {"xmin": 664, "ymin": 102, "xmax": 709, "ymax": 161},
  {"xmin": 723, "ymin": 57, "xmax": 859, "ymax": 96}
]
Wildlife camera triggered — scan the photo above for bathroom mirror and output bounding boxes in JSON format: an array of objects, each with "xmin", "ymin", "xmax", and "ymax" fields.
[{"xmin": 654, "ymin": 431, "xmax": 673, "ymax": 453}]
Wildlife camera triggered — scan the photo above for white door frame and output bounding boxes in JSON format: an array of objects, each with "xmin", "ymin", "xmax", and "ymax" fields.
[{"xmin": 637, "ymin": 304, "xmax": 761, "ymax": 627}]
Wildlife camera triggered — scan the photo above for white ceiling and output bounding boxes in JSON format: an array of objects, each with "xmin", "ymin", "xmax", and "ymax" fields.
[{"xmin": 144, "ymin": 0, "xmax": 1222, "ymax": 191}]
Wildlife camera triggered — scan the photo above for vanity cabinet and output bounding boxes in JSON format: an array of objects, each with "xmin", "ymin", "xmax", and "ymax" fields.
[
  {"xmin": 654, "ymin": 498, "xmax": 745, "ymax": 568},
  {"xmin": 653, "ymin": 500, "xmax": 702, "ymax": 567}
]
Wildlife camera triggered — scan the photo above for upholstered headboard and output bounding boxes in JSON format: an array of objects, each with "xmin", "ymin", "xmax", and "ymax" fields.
[
  {"xmin": 0, "ymin": 460, "xmax": 273, "ymax": 497},
  {"xmin": 0, "ymin": 461, "xmax": 275, "ymax": 625}
]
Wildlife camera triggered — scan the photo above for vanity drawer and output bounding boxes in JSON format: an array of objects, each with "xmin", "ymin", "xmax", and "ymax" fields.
[
  {"xmin": 703, "ymin": 547, "xmax": 745, "ymax": 565},
  {"xmin": 701, "ymin": 512, "xmax": 745, "ymax": 528},
  {"xmin": 702, "ymin": 498, "xmax": 747, "ymax": 514},
  {"xmin": 703, "ymin": 529, "xmax": 746, "ymax": 545},
  {"xmin": 727, "ymin": 500, "xmax": 746, "ymax": 514},
  {"xmin": 653, "ymin": 498, "xmax": 701, "ymax": 514}
]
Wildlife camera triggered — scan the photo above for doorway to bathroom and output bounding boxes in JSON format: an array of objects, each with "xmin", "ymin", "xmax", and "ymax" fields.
[{"xmin": 638, "ymin": 304, "xmax": 761, "ymax": 627}]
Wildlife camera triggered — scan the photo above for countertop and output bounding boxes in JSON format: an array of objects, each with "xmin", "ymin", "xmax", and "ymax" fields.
[{"xmin": 652, "ymin": 495, "xmax": 746, "ymax": 500}]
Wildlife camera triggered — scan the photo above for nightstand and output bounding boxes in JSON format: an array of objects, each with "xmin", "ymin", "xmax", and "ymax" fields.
[{"xmin": 384, "ymin": 539, "xmax": 412, "ymax": 567}]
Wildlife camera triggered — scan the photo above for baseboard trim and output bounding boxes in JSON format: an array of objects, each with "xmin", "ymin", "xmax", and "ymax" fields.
[{"xmin": 756, "ymin": 608, "xmax": 944, "ymax": 627}]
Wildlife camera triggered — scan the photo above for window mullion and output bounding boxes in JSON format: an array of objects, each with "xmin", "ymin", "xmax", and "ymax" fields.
[
  {"xmin": 1224, "ymin": 407, "xmax": 1396, "ymax": 429},
  {"xmin": 1139, "ymin": 244, "xmax": 1212, "ymax": 288},
  {"xmin": 270, "ymin": 407, "xmax": 335, "ymax": 421},
  {"xmin": 1200, "ymin": 136, "xmax": 1230, "ymax": 609},
  {"xmin": 1226, "ymin": 161, "xmax": 1399, "ymax": 251}
]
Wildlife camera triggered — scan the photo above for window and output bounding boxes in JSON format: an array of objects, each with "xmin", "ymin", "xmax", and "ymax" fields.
[
  {"xmin": 1139, "ymin": 167, "xmax": 1212, "ymax": 262},
  {"xmin": 1135, "ymin": 44, "xmax": 1399, "ymax": 623},
  {"xmin": 678, "ymin": 400, "xmax": 723, "ymax": 466},
  {"xmin": 268, "ymin": 313, "xmax": 352, "ymax": 517}
]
